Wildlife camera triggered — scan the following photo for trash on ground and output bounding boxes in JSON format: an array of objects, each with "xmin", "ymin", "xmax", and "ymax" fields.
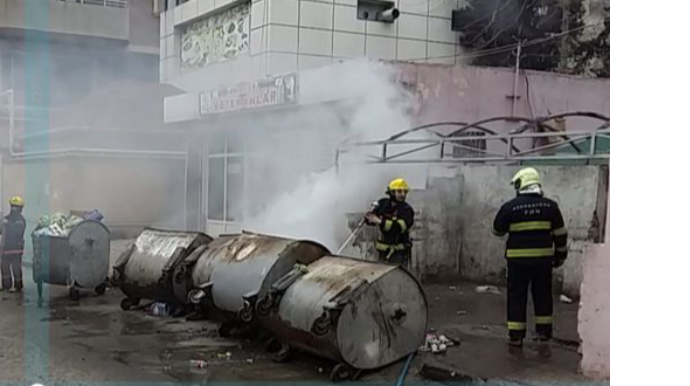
[
  {"xmin": 560, "ymin": 294, "xmax": 574, "ymax": 304},
  {"xmin": 246, "ymin": 358, "xmax": 254, "ymax": 364},
  {"xmin": 148, "ymin": 302, "xmax": 172, "ymax": 317},
  {"xmin": 419, "ymin": 331, "xmax": 458, "ymax": 353},
  {"xmin": 189, "ymin": 359, "xmax": 208, "ymax": 369},
  {"xmin": 449, "ymin": 286, "xmax": 457, "ymax": 290},
  {"xmin": 475, "ymin": 285, "xmax": 501, "ymax": 295},
  {"xmin": 456, "ymin": 310, "xmax": 467, "ymax": 315},
  {"xmin": 217, "ymin": 351, "xmax": 232, "ymax": 359}
]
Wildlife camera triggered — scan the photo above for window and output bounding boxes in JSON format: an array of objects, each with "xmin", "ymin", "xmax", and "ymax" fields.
[
  {"xmin": 207, "ymin": 157, "xmax": 225, "ymax": 221},
  {"xmin": 207, "ymin": 136, "xmax": 245, "ymax": 223},
  {"xmin": 225, "ymin": 157, "xmax": 244, "ymax": 222}
]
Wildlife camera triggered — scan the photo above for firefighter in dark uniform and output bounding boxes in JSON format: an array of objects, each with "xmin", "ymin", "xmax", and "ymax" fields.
[
  {"xmin": 0, "ymin": 196, "xmax": 26, "ymax": 293},
  {"xmin": 492, "ymin": 168, "xmax": 568, "ymax": 348},
  {"xmin": 365, "ymin": 178, "xmax": 414, "ymax": 269}
]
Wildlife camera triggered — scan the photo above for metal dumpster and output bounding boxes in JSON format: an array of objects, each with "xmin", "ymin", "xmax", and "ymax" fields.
[
  {"xmin": 31, "ymin": 220, "xmax": 111, "ymax": 302},
  {"xmin": 256, "ymin": 255, "xmax": 428, "ymax": 382},
  {"xmin": 111, "ymin": 228, "xmax": 212, "ymax": 311},
  {"xmin": 179, "ymin": 231, "xmax": 329, "ymax": 331}
]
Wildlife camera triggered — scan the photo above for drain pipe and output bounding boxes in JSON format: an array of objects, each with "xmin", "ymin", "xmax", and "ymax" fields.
[{"xmin": 511, "ymin": 40, "xmax": 523, "ymax": 117}]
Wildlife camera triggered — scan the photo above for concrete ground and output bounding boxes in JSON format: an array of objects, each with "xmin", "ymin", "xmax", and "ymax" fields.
[{"xmin": 0, "ymin": 242, "xmax": 605, "ymax": 385}]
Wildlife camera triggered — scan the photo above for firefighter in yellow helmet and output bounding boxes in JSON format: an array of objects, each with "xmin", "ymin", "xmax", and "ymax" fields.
[
  {"xmin": 0, "ymin": 196, "xmax": 26, "ymax": 292},
  {"xmin": 365, "ymin": 178, "xmax": 415, "ymax": 269},
  {"xmin": 492, "ymin": 168, "xmax": 568, "ymax": 348}
]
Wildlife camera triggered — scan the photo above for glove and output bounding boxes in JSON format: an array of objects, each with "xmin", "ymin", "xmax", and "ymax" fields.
[{"xmin": 553, "ymin": 259, "xmax": 565, "ymax": 268}]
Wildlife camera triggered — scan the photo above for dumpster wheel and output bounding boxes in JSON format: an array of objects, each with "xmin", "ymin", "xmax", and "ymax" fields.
[
  {"xmin": 239, "ymin": 302, "xmax": 254, "ymax": 324},
  {"xmin": 330, "ymin": 364, "xmax": 360, "ymax": 383},
  {"xmin": 69, "ymin": 287, "xmax": 80, "ymax": 301},
  {"xmin": 95, "ymin": 283, "xmax": 107, "ymax": 296},
  {"xmin": 271, "ymin": 343, "xmax": 293, "ymax": 363}
]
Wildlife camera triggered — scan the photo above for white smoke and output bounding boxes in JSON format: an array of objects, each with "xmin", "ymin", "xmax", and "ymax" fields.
[{"xmin": 243, "ymin": 59, "xmax": 417, "ymax": 251}]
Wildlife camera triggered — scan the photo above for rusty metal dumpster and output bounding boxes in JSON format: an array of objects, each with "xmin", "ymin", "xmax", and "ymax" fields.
[
  {"xmin": 179, "ymin": 231, "xmax": 329, "ymax": 333},
  {"xmin": 111, "ymin": 228, "xmax": 212, "ymax": 311},
  {"xmin": 31, "ymin": 220, "xmax": 110, "ymax": 302},
  {"xmin": 256, "ymin": 255, "xmax": 428, "ymax": 382}
]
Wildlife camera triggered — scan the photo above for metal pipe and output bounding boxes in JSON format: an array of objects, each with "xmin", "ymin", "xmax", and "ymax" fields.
[{"xmin": 511, "ymin": 40, "xmax": 522, "ymax": 117}]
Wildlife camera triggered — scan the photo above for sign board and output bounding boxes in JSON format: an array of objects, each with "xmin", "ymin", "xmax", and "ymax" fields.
[{"xmin": 199, "ymin": 74, "xmax": 299, "ymax": 116}]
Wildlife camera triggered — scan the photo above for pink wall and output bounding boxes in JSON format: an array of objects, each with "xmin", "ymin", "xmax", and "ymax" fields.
[
  {"xmin": 578, "ymin": 195, "xmax": 610, "ymax": 379},
  {"xmin": 395, "ymin": 63, "xmax": 610, "ymax": 133}
]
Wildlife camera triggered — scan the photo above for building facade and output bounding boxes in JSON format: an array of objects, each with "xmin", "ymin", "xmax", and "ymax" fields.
[
  {"xmin": 160, "ymin": 0, "xmax": 465, "ymax": 89},
  {"xmin": 0, "ymin": 0, "xmax": 168, "ymax": 235},
  {"xmin": 157, "ymin": 0, "xmax": 610, "ymax": 239}
]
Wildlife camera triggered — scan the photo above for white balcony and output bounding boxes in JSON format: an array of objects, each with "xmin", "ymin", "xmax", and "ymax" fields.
[{"xmin": 0, "ymin": 0, "xmax": 130, "ymax": 41}]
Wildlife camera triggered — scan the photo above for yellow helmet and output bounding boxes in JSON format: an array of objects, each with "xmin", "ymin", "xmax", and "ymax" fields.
[
  {"xmin": 388, "ymin": 178, "xmax": 410, "ymax": 192},
  {"xmin": 511, "ymin": 167, "xmax": 541, "ymax": 190},
  {"xmin": 9, "ymin": 196, "xmax": 24, "ymax": 207}
]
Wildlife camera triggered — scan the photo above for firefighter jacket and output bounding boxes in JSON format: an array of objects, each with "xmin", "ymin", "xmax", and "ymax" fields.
[
  {"xmin": 0, "ymin": 211, "xmax": 26, "ymax": 256},
  {"xmin": 368, "ymin": 198, "xmax": 414, "ymax": 253}
]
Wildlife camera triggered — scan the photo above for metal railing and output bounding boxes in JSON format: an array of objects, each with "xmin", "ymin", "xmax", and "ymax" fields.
[
  {"xmin": 50, "ymin": 0, "xmax": 128, "ymax": 9},
  {"xmin": 336, "ymin": 130, "xmax": 610, "ymax": 166}
]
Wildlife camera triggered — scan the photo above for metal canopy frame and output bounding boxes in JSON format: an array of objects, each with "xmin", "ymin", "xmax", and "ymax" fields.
[{"xmin": 336, "ymin": 112, "xmax": 610, "ymax": 166}]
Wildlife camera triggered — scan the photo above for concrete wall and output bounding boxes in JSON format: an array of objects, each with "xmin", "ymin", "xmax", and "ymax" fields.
[
  {"xmin": 2, "ymin": 156, "xmax": 185, "ymax": 234},
  {"xmin": 337, "ymin": 164, "xmax": 605, "ymax": 294},
  {"xmin": 0, "ymin": 0, "xmax": 129, "ymax": 40},
  {"xmin": 578, "ymin": 194, "xmax": 610, "ymax": 379},
  {"xmin": 164, "ymin": 60, "xmax": 610, "ymax": 125},
  {"xmin": 129, "ymin": 0, "xmax": 161, "ymax": 51},
  {"xmin": 393, "ymin": 165, "xmax": 604, "ymax": 296},
  {"xmin": 397, "ymin": 63, "xmax": 610, "ymax": 128}
]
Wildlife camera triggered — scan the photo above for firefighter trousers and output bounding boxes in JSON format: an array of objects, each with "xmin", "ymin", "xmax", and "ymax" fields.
[
  {"xmin": 1, "ymin": 254, "xmax": 23, "ymax": 290},
  {"xmin": 378, "ymin": 249, "xmax": 411, "ymax": 270},
  {"xmin": 506, "ymin": 261, "xmax": 553, "ymax": 340}
]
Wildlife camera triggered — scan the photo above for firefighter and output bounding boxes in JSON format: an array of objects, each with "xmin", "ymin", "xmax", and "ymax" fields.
[
  {"xmin": 492, "ymin": 168, "xmax": 568, "ymax": 348},
  {"xmin": 365, "ymin": 178, "xmax": 415, "ymax": 269},
  {"xmin": 0, "ymin": 196, "xmax": 26, "ymax": 293}
]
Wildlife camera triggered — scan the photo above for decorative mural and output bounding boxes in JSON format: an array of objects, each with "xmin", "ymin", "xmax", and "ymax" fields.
[{"xmin": 181, "ymin": 3, "xmax": 250, "ymax": 70}]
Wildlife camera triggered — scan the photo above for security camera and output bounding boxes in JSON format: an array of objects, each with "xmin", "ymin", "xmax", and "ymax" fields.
[{"xmin": 378, "ymin": 8, "xmax": 400, "ymax": 23}]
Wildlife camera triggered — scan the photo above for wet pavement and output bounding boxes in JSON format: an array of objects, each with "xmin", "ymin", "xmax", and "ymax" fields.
[{"xmin": 0, "ymin": 250, "xmax": 603, "ymax": 385}]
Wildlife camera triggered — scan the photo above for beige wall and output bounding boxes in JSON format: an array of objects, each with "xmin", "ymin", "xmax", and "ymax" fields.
[
  {"xmin": 2, "ymin": 156, "xmax": 186, "ymax": 230},
  {"xmin": 129, "ymin": 0, "xmax": 160, "ymax": 50},
  {"xmin": 0, "ymin": 0, "xmax": 129, "ymax": 40},
  {"xmin": 578, "ymin": 194, "xmax": 610, "ymax": 379}
]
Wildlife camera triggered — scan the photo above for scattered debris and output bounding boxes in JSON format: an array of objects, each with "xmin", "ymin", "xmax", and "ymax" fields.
[
  {"xmin": 419, "ymin": 331, "xmax": 458, "ymax": 353},
  {"xmin": 217, "ymin": 351, "xmax": 232, "ymax": 360},
  {"xmin": 149, "ymin": 302, "xmax": 172, "ymax": 317},
  {"xmin": 456, "ymin": 310, "xmax": 467, "ymax": 315},
  {"xmin": 189, "ymin": 359, "xmax": 208, "ymax": 370},
  {"xmin": 475, "ymin": 285, "xmax": 501, "ymax": 295},
  {"xmin": 449, "ymin": 286, "xmax": 457, "ymax": 290},
  {"xmin": 560, "ymin": 294, "xmax": 574, "ymax": 304}
]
